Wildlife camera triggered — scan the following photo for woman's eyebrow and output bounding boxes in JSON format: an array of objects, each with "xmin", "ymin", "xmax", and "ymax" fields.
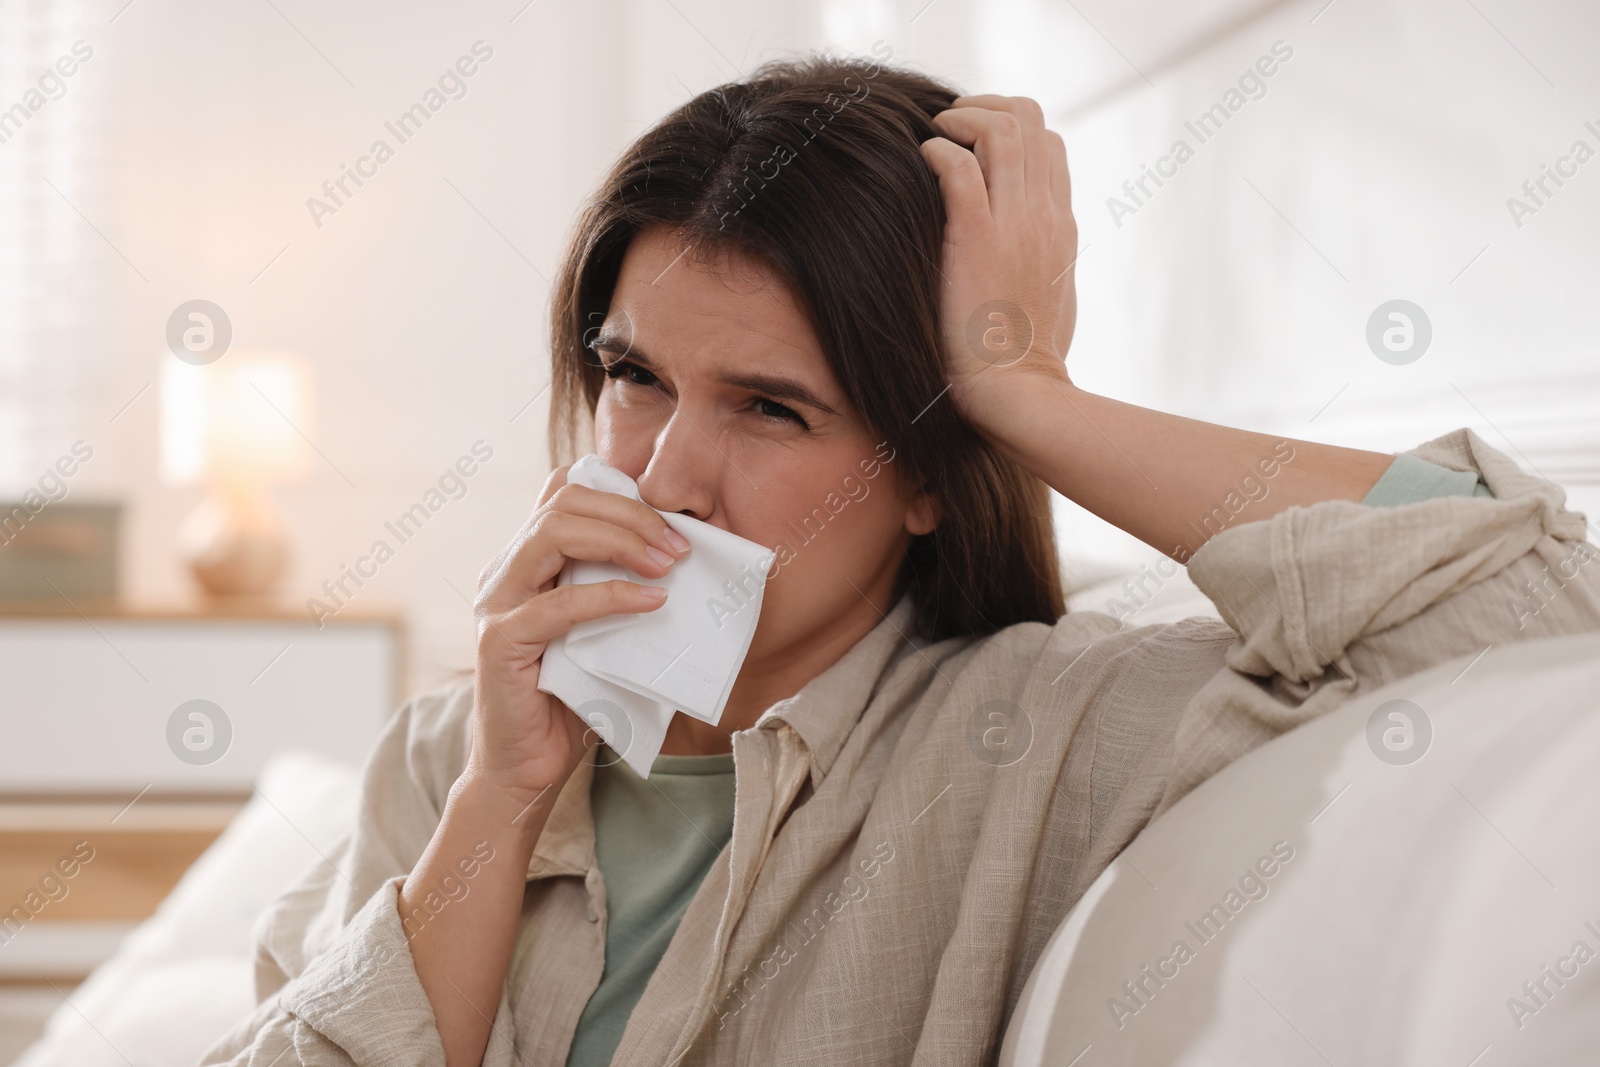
[
  {"xmin": 591, "ymin": 335, "xmax": 841, "ymax": 417},
  {"xmin": 720, "ymin": 371, "xmax": 841, "ymax": 417},
  {"xmin": 588, "ymin": 334, "xmax": 636, "ymax": 364}
]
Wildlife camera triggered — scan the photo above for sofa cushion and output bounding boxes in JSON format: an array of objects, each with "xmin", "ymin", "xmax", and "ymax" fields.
[{"xmin": 1002, "ymin": 630, "xmax": 1600, "ymax": 1066}]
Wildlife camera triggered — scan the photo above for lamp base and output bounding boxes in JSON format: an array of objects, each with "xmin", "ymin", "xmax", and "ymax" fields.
[{"xmin": 179, "ymin": 490, "xmax": 288, "ymax": 598}]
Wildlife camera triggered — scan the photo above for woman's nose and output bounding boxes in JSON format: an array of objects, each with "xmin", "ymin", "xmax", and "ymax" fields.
[{"xmin": 634, "ymin": 411, "xmax": 719, "ymax": 522}]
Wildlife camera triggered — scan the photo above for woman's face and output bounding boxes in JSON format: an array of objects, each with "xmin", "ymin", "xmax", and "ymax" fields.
[{"xmin": 590, "ymin": 224, "xmax": 937, "ymax": 666}]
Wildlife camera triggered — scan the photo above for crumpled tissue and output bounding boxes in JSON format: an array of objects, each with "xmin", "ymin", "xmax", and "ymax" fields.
[{"xmin": 535, "ymin": 454, "xmax": 774, "ymax": 777}]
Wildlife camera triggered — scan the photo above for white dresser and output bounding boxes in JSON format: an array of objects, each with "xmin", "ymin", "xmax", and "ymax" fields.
[{"xmin": 0, "ymin": 602, "xmax": 403, "ymax": 795}]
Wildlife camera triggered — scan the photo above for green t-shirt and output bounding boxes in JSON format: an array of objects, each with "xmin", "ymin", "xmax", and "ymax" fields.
[
  {"xmin": 564, "ymin": 748, "xmax": 736, "ymax": 1067},
  {"xmin": 1361, "ymin": 452, "xmax": 1493, "ymax": 506},
  {"xmin": 561, "ymin": 454, "xmax": 1492, "ymax": 1066}
]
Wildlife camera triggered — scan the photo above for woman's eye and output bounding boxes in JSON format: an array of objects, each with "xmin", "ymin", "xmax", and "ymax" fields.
[
  {"xmin": 603, "ymin": 361, "xmax": 807, "ymax": 429},
  {"xmin": 754, "ymin": 397, "xmax": 808, "ymax": 429},
  {"xmin": 603, "ymin": 360, "xmax": 657, "ymax": 387}
]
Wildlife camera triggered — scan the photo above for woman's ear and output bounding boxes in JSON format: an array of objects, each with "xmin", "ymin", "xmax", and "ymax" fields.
[{"xmin": 904, "ymin": 484, "xmax": 940, "ymax": 536}]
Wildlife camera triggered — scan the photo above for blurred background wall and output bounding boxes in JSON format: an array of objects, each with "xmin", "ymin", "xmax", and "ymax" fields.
[{"xmin": 2, "ymin": 0, "xmax": 1596, "ymax": 696}]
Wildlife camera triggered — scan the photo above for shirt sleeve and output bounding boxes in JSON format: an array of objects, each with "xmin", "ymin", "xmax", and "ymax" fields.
[
  {"xmin": 199, "ymin": 874, "xmax": 447, "ymax": 1066},
  {"xmin": 1156, "ymin": 426, "xmax": 1599, "ymax": 813},
  {"xmin": 197, "ymin": 684, "xmax": 504, "ymax": 1067},
  {"xmin": 1361, "ymin": 452, "xmax": 1494, "ymax": 506}
]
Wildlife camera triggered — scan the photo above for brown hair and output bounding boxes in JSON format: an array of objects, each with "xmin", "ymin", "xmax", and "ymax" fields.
[{"xmin": 548, "ymin": 50, "xmax": 1063, "ymax": 641}]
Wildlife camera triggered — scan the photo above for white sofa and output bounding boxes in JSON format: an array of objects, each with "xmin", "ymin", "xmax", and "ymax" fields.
[
  {"xmin": 1001, "ymin": 629, "xmax": 1600, "ymax": 1066},
  {"xmin": 19, "ymin": 623, "xmax": 1600, "ymax": 1066}
]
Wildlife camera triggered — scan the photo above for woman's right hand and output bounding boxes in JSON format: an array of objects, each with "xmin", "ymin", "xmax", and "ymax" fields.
[
  {"xmin": 406, "ymin": 465, "xmax": 689, "ymax": 1065},
  {"xmin": 463, "ymin": 465, "xmax": 691, "ymax": 809}
]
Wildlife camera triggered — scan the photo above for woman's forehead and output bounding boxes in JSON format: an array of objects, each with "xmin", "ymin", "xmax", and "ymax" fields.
[{"xmin": 603, "ymin": 227, "xmax": 847, "ymax": 402}]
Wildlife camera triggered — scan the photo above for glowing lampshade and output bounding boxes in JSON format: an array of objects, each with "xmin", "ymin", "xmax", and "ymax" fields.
[
  {"xmin": 160, "ymin": 352, "xmax": 312, "ymax": 488},
  {"xmin": 160, "ymin": 352, "xmax": 313, "ymax": 597}
]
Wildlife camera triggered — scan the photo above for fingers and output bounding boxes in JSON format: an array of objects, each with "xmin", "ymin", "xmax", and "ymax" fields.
[
  {"xmin": 535, "ymin": 464, "xmax": 570, "ymax": 507},
  {"xmin": 479, "ymin": 464, "xmax": 572, "ymax": 591},
  {"xmin": 1043, "ymin": 128, "xmax": 1072, "ymax": 221},
  {"xmin": 932, "ymin": 95, "xmax": 1077, "ymax": 322},
  {"xmin": 480, "ymin": 513, "xmax": 669, "ymax": 616},
  {"xmin": 548, "ymin": 482, "xmax": 689, "ymax": 558},
  {"xmin": 950, "ymin": 95, "xmax": 1053, "ymax": 215},
  {"xmin": 921, "ymin": 135, "xmax": 994, "ymax": 232},
  {"xmin": 482, "ymin": 579, "xmax": 667, "ymax": 659},
  {"xmin": 929, "ymin": 107, "xmax": 1026, "ymax": 219},
  {"xmin": 932, "ymin": 95, "xmax": 1073, "ymax": 238},
  {"xmin": 479, "ymin": 481, "xmax": 691, "ymax": 616}
]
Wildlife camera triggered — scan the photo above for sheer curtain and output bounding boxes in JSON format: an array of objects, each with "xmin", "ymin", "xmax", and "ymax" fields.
[{"xmin": 0, "ymin": 0, "xmax": 107, "ymax": 490}]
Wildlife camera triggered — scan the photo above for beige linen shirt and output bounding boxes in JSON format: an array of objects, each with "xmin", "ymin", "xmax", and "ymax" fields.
[{"xmin": 201, "ymin": 429, "xmax": 1600, "ymax": 1066}]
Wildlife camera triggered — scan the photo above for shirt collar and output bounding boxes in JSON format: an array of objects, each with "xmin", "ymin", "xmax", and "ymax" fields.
[
  {"xmin": 526, "ymin": 750, "xmax": 597, "ymax": 881},
  {"xmin": 526, "ymin": 591, "xmax": 923, "ymax": 879}
]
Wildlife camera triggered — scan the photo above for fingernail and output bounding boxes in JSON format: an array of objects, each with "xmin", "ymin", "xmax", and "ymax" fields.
[
  {"xmin": 663, "ymin": 527, "xmax": 691, "ymax": 554},
  {"xmin": 638, "ymin": 585, "xmax": 667, "ymax": 600},
  {"xmin": 645, "ymin": 546, "xmax": 674, "ymax": 569}
]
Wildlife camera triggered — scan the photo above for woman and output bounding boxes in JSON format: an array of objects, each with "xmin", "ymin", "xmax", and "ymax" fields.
[{"xmin": 204, "ymin": 54, "xmax": 1600, "ymax": 1066}]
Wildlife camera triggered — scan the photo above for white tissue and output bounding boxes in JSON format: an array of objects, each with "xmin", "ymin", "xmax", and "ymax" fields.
[{"xmin": 535, "ymin": 454, "xmax": 775, "ymax": 777}]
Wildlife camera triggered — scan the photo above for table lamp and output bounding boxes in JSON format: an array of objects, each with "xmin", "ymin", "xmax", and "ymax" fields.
[{"xmin": 160, "ymin": 352, "xmax": 312, "ymax": 598}]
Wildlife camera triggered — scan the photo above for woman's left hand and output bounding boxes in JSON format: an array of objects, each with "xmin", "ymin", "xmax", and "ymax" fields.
[{"xmin": 921, "ymin": 95, "xmax": 1078, "ymax": 433}]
